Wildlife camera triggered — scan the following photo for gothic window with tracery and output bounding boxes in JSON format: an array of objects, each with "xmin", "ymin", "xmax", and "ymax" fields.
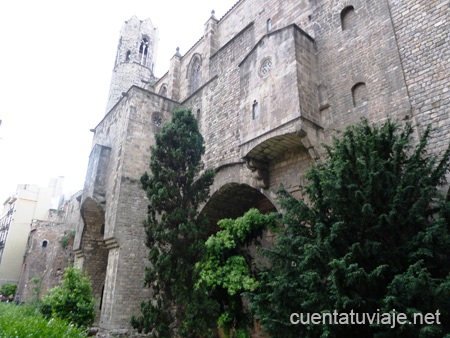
[
  {"xmin": 189, "ymin": 55, "xmax": 202, "ymax": 94},
  {"xmin": 152, "ymin": 112, "xmax": 163, "ymax": 132},
  {"xmin": 259, "ymin": 57, "xmax": 272, "ymax": 77},
  {"xmin": 139, "ymin": 36, "xmax": 150, "ymax": 66}
]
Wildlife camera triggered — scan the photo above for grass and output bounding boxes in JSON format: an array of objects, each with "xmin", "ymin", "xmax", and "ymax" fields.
[{"xmin": 0, "ymin": 302, "xmax": 87, "ymax": 337}]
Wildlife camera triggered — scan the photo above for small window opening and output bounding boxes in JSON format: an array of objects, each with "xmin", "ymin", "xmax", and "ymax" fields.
[
  {"xmin": 42, "ymin": 240, "xmax": 48, "ymax": 248},
  {"xmin": 125, "ymin": 50, "xmax": 131, "ymax": 62},
  {"xmin": 351, "ymin": 82, "xmax": 368, "ymax": 107},
  {"xmin": 100, "ymin": 285, "xmax": 105, "ymax": 310},
  {"xmin": 341, "ymin": 6, "xmax": 355, "ymax": 31},
  {"xmin": 252, "ymin": 100, "xmax": 259, "ymax": 119},
  {"xmin": 100, "ymin": 223, "xmax": 105, "ymax": 236},
  {"xmin": 267, "ymin": 19, "xmax": 272, "ymax": 32},
  {"xmin": 153, "ymin": 113, "xmax": 163, "ymax": 132},
  {"xmin": 159, "ymin": 85, "xmax": 168, "ymax": 97}
]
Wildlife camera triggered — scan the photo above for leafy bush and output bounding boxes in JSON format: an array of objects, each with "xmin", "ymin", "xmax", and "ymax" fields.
[
  {"xmin": 196, "ymin": 208, "xmax": 277, "ymax": 337},
  {"xmin": 0, "ymin": 302, "xmax": 87, "ymax": 337},
  {"xmin": 41, "ymin": 265, "xmax": 95, "ymax": 327},
  {"xmin": 60, "ymin": 236, "xmax": 70, "ymax": 248},
  {"xmin": 0, "ymin": 283, "xmax": 17, "ymax": 298}
]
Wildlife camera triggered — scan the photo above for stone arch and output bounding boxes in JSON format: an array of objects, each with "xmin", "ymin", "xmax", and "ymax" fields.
[
  {"xmin": 340, "ymin": 5, "xmax": 356, "ymax": 31},
  {"xmin": 242, "ymin": 130, "xmax": 320, "ymax": 189},
  {"xmin": 187, "ymin": 53, "xmax": 202, "ymax": 94},
  {"xmin": 201, "ymin": 182, "xmax": 277, "ymax": 230},
  {"xmin": 80, "ymin": 197, "xmax": 108, "ymax": 322}
]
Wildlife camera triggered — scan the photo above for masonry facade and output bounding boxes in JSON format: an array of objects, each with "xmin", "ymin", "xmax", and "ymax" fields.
[
  {"xmin": 73, "ymin": 0, "xmax": 449, "ymax": 331},
  {"xmin": 17, "ymin": 191, "xmax": 82, "ymax": 301}
]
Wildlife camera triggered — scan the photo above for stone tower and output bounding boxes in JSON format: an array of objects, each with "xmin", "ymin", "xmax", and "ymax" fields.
[{"xmin": 105, "ymin": 16, "xmax": 158, "ymax": 113}]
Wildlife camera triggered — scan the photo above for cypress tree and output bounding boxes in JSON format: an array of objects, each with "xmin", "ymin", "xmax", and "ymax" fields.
[
  {"xmin": 131, "ymin": 108, "xmax": 217, "ymax": 337},
  {"xmin": 251, "ymin": 120, "xmax": 450, "ymax": 337}
]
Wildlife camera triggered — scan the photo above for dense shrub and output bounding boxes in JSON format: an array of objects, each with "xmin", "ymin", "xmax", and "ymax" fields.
[
  {"xmin": 0, "ymin": 302, "xmax": 87, "ymax": 337},
  {"xmin": 0, "ymin": 283, "xmax": 17, "ymax": 298},
  {"xmin": 41, "ymin": 265, "xmax": 95, "ymax": 327}
]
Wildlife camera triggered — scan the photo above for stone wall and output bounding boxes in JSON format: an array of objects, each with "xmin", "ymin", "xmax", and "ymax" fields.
[
  {"xmin": 17, "ymin": 220, "xmax": 74, "ymax": 301},
  {"xmin": 387, "ymin": 0, "xmax": 450, "ymax": 155},
  {"xmin": 77, "ymin": 87, "xmax": 178, "ymax": 329},
  {"xmin": 76, "ymin": 0, "xmax": 449, "ymax": 332},
  {"xmin": 17, "ymin": 191, "xmax": 82, "ymax": 302}
]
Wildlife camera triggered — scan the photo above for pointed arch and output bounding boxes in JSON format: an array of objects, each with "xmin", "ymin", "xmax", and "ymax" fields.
[
  {"xmin": 187, "ymin": 53, "xmax": 202, "ymax": 94},
  {"xmin": 139, "ymin": 35, "xmax": 150, "ymax": 67}
]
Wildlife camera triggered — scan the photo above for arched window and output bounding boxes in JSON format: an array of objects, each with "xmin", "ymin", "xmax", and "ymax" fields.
[
  {"xmin": 352, "ymin": 82, "xmax": 368, "ymax": 107},
  {"xmin": 42, "ymin": 240, "xmax": 48, "ymax": 248},
  {"xmin": 152, "ymin": 112, "xmax": 163, "ymax": 132},
  {"xmin": 159, "ymin": 85, "xmax": 168, "ymax": 97},
  {"xmin": 188, "ymin": 54, "xmax": 202, "ymax": 94},
  {"xmin": 139, "ymin": 36, "xmax": 150, "ymax": 66},
  {"xmin": 340, "ymin": 6, "xmax": 355, "ymax": 31},
  {"xmin": 267, "ymin": 19, "xmax": 272, "ymax": 32},
  {"xmin": 252, "ymin": 100, "xmax": 260, "ymax": 119}
]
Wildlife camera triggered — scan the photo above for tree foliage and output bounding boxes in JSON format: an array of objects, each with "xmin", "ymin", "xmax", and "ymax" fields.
[
  {"xmin": 196, "ymin": 208, "xmax": 277, "ymax": 337},
  {"xmin": 0, "ymin": 283, "xmax": 17, "ymax": 298},
  {"xmin": 41, "ymin": 265, "xmax": 95, "ymax": 328},
  {"xmin": 131, "ymin": 108, "xmax": 216, "ymax": 337},
  {"xmin": 250, "ymin": 120, "xmax": 450, "ymax": 337}
]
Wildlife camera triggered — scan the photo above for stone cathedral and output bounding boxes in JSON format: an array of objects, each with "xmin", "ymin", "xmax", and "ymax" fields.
[{"xmin": 73, "ymin": 0, "xmax": 449, "ymax": 332}]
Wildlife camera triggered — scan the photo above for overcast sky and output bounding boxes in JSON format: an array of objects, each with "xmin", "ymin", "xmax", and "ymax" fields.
[{"xmin": 0, "ymin": 0, "xmax": 237, "ymax": 205}]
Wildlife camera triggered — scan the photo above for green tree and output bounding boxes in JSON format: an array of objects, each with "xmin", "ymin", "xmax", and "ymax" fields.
[
  {"xmin": 41, "ymin": 265, "xmax": 95, "ymax": 327},
  {"xmin": 196, "ymin": 208, "xmax": 277, "ymax": 337},
  {"xmin": 131, "ymin": 108, "xmax": 217, "ymax": 337},
  {"xmin": 250, "ymin": 120, "xmax": 450, "ymax": 337}
]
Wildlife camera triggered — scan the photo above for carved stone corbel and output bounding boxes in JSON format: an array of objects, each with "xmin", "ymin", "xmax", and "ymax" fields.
[
  {"xmin": 245, "ymin": 157, "xmax": 269, "ymax": 189},
  {"xmin": 297, "ymin": 128, "xmax": 320, "ymax": 161}
]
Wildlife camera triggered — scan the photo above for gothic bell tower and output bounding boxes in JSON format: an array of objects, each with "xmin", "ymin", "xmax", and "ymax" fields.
[{"xmin": 105, "ymin": 16, "xmax": 158, "ymax": 113}]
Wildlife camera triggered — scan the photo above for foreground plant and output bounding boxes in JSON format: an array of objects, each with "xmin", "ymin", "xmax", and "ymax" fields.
[
  {"xmin": 0, "ymin": 302, "xmax": 87, "ymax": 337},
  {"xmin": 131, "ymin": 109, "xmax": 217, "ymax": 337},
  {"xmin": 41, "ymin": 265, "xmax": 95, "ymax": 328},
  {"xmin": 251, "ymin": 120, "xmax": 450, "ymax": 337}
]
